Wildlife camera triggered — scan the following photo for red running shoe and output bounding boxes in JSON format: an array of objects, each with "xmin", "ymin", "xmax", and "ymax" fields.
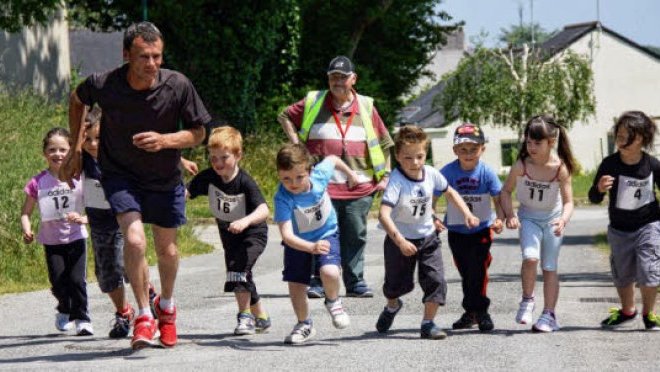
[
  {"xmin": 154, "ymin": 296, "xmax": 177, "ymax": 347},
  {"xmin": 131, "ymin": 315, "xmax": 157, "ymax": 350}
]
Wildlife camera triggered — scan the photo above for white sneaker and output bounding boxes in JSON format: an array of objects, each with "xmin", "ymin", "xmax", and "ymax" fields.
[
  {"xmin": 532, "ymin": 312, "xmax": 560, "ymax": 332},
  {"xmin": 515, "ymin": 300, "xmax": 535, "ymax": 324},
  {"xmin": 75, "ymin": 320, "xmax": 94, "ymax": 336},
  {"xmin": 325, "ymin": 298, "xmax": 350, "ymax": 329},
  {"xmin": 55, "ymin": 313, "xmax": 73, "ymax": 332},
  {"xmin": 284, "ymin": 321, "xmax": 316, "ymax": 345},
  {"xmin": 234, "ymin": 312, "xmax": 256, "ymax": 335}
]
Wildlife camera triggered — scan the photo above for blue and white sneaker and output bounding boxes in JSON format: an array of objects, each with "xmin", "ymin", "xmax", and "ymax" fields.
[{"xmin": 55, "ymin": 313, "xmax": 73, "ymax": 332}]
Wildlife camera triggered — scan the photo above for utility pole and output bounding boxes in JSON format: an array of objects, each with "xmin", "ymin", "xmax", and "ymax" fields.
[{"xmin": 530, "ymin": 0, "xmax": 535, "ymax": 45}]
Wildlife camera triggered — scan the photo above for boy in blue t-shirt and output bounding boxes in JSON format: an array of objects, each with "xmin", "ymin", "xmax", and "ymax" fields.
[
  {"xmin": 441, "ymin": 123, "xmax": 505, "ymax": 332},
  {"xmin": 274, "ymin": 144, "xmax": 359, "ymax": 345},
  {"xmin": 376, "ymin": 125, "xmax": 479, "ymax": 340}
]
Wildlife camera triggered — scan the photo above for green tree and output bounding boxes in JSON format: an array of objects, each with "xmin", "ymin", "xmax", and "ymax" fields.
[
  {"xmin": 0, "ymin": 0, "xmax": 63, "ymax": 32},
  {"xmin": 437, "ymin": 44, "xmax": 595, "ymax": 137},
  {"xmin": 499, "ymin": 23, "xmax": 554, "ymax": 48},
  {"xmin": 295, "ymin": 0, "xmax": 460, "ymax": 126},
  {"xmin": 3, "ymin": 1, "xmax": 459, "ymax": 131}
]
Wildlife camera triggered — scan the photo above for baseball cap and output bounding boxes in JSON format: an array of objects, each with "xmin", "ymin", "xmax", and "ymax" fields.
[
  {"xmin": 453, "ymin": 123, "xmax": 486, "ymax": 145},
  {"xmin": 327, "ymin": 56, "xmax": 355, "ymax": 75}
]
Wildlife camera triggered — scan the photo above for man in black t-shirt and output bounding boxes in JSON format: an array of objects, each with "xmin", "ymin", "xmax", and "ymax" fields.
[{"xmin": 62, "ymin": 22, "xmax": 211, "ymax": 350}]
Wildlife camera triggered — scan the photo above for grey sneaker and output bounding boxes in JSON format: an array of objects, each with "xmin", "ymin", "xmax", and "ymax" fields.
[
  {"xmin": 420, "ymin": 321, "xmax": 447, "ymax": 340},
  {"xmin": 234, "ymin": 313, "xmax": 256, "ymax": 335},
  {"xmin": 255, "ymin": 316, "xmax": 272, "ymax": 333},
  {"xmin": 284, "ymin": 321, "xmax": 316, "ymax": 345}
]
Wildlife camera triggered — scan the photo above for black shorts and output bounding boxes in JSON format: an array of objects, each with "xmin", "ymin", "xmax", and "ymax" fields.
[{"xmin": 219, "ymin": 226, "xmax": 267, "ymax": 293}]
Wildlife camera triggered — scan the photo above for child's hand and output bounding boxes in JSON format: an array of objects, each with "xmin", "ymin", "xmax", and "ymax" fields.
[
  {"xmin": 597, "ymin": 175, "xmax": 615, "ymax": 193},
  {"xmin": 550, "ymin": 218, "xmax": 567, "ymax": 236},
  {"xmin": 347, "ymin": 170, "xmax": 360, "ymax": 189},
  {"xmin": 228, "ymin": 218, "xmax": 250, "ymax": 234},
  {"xmin": 65, "ymin": 212, "xmax": 87, "ymax": 224},
  {"xmin": 465, "ymin": 214, "xmax": 480, "ymax": 229},
  {"xmin": 374, "ymin": 176, "xmax": 389, "ymax": 192},
  {"xmin": 433, "ymin": 218, "xmax": 446, "ymax": 233},
  {"xmin": 491, "ymin": 218, "xmax": 504, "ymax": 234},
  {"xmin": 181, "ymin": 158, "xmax": 199, "ymax": 176},
  {"xmin": 22, "ymin": 231, "xmax": 34, "ymax": 244},
  {"xmin": 398, "ymin": 239, "xmax": 418, "ymax": 257},
  {"xmin": 506, "ymin": 216, "xmax": 520, "ymax": 229},
  {"xmin": 311, "ymin": 240, "xmax": 330, "ymax": 255}
]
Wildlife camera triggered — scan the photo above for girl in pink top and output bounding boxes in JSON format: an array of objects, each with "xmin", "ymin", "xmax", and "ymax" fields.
[{"xmin": 20, "ymin": 127, "xmax": 93, "ymax": 336}]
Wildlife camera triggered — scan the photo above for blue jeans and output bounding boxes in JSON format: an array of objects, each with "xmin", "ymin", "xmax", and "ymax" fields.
[{"xmin": 332, "ymin": 195, "xmax": 374, "ymax": 290}]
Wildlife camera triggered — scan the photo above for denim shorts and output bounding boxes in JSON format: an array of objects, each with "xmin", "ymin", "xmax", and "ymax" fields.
[
  {"xmin": 518, "ymin": 207, "xmax": 563, "ymax": 271},
  {"xmin": 102, "ymin": 177, "xmax": 187, "ymax": 228},
  {"xmin": 90, "ymin": 226, "xmax": 126, "ymax": 293},
  {"xmin": 282, "ymin": 232, "xmax": 341, "ymax": 285}
]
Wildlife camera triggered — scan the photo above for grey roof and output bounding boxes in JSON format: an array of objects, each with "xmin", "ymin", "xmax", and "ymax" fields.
[
  {"xmin": 69, "ymin": 29, "xmax": 123, "ymax": 77},
  {"xmin": 540, "ymin": 21, "xmax": 660, "ymax": 61},
  {"xmin": 399, "ymin": 21, "xmax": 660, "ymax": 129},
  {"xmin": 397, "ymin": 81, "xmax": 447, "ymax": 128}
]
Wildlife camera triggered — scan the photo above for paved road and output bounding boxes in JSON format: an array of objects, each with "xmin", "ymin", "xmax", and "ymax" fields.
[{"xmin": 0, "ymin": 207, "xmax": 658, "ymax": 371}]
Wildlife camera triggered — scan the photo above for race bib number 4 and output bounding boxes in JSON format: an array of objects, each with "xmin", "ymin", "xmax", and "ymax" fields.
[
  {"xmin": 208, "ymin": 185, "xmax": 246, "ymax": 222},
  {"xmin": 616, "ymin": 174, "xmax": 654, "ymax": 210},
  {"xmin": 293, "ymin": 192, "xmax": 332, "ymax": 234},
  {"xmin": 83, "ymin": 177, "xmax": 110, "ymax": 210},
  {"xmin": 38, "ymin": 185, "xmax": 77, "ymax": 221},
  {"xmin": 447, "ymin": 193, "xmax": 491, "ymax": 225}
]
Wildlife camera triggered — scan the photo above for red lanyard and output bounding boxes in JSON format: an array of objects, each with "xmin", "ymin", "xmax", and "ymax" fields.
[{"xmin": 330, "ymin": 102, "xmax": 357, "ymax": 139}]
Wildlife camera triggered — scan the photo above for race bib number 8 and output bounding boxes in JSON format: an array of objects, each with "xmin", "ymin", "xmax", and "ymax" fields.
[
  {"xmin": 38, "ymin": 185, "xmax": 77, "ymax": 221},
  {"xmin": 447, "ymin": 193, "xmax": 491, "ymax": 225},
  {"xmin": 616, "ymin": 174, "xmax": 654, "ymax": 210},
  {"xmin": 294, "ymin": 192, "xmax": 331, "ymax": 234},
  {"xmin": 208, "ymin": 185, "xmax": 246, "ymax": 222}
]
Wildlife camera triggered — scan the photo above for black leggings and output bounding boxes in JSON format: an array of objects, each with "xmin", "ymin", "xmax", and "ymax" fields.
[{"xmin": 44, "ymin": 239, "xmax": 90, "ymax": 321}]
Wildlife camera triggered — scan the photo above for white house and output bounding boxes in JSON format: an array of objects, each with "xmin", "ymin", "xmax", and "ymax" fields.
[{"xmin": 400, "ymin": 22, "xmax": 660, "ymax": 173}]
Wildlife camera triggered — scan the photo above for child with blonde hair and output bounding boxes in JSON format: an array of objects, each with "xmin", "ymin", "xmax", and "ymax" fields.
[{"xmin": 187, "ymin": 126, "xmax": 271, "ymax": 335}]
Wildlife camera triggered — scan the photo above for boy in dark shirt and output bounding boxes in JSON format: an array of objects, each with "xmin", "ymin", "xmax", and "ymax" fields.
[
  {"xmin": 187, "ymin": 126, "xmax": 271, "ymax": 335},
  {"xmin": 590, "ymin": 111, "xmax": 660, "ymax": 331}
]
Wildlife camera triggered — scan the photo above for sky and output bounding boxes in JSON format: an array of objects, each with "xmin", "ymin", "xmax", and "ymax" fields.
[{"xmin": 439, "ymin": 0, "xmax": 660, "ymax": 48}]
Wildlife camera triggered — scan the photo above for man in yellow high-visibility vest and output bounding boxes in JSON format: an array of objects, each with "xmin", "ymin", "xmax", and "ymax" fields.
[{"xmin": 278, "ymin": 56, "xmax": 393, "ymax": 298}]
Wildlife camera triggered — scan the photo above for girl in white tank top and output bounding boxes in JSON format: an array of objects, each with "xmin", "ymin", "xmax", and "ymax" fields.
[{"xmin": 500, "ymin": 115, "xmax": 576, "ymax": 333}]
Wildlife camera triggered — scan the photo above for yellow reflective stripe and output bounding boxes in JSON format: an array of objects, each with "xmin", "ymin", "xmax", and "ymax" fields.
[
  {"xmin": 301, "ymin": 90, "xmax": 386, "ymax": 181},
  {"xmin": 356, "ymin": 94, "xmax": 386, "ymax": 181},
  {"xmin": 300, "ymin": 90, "xmax": 327, "ymax": 142}
]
